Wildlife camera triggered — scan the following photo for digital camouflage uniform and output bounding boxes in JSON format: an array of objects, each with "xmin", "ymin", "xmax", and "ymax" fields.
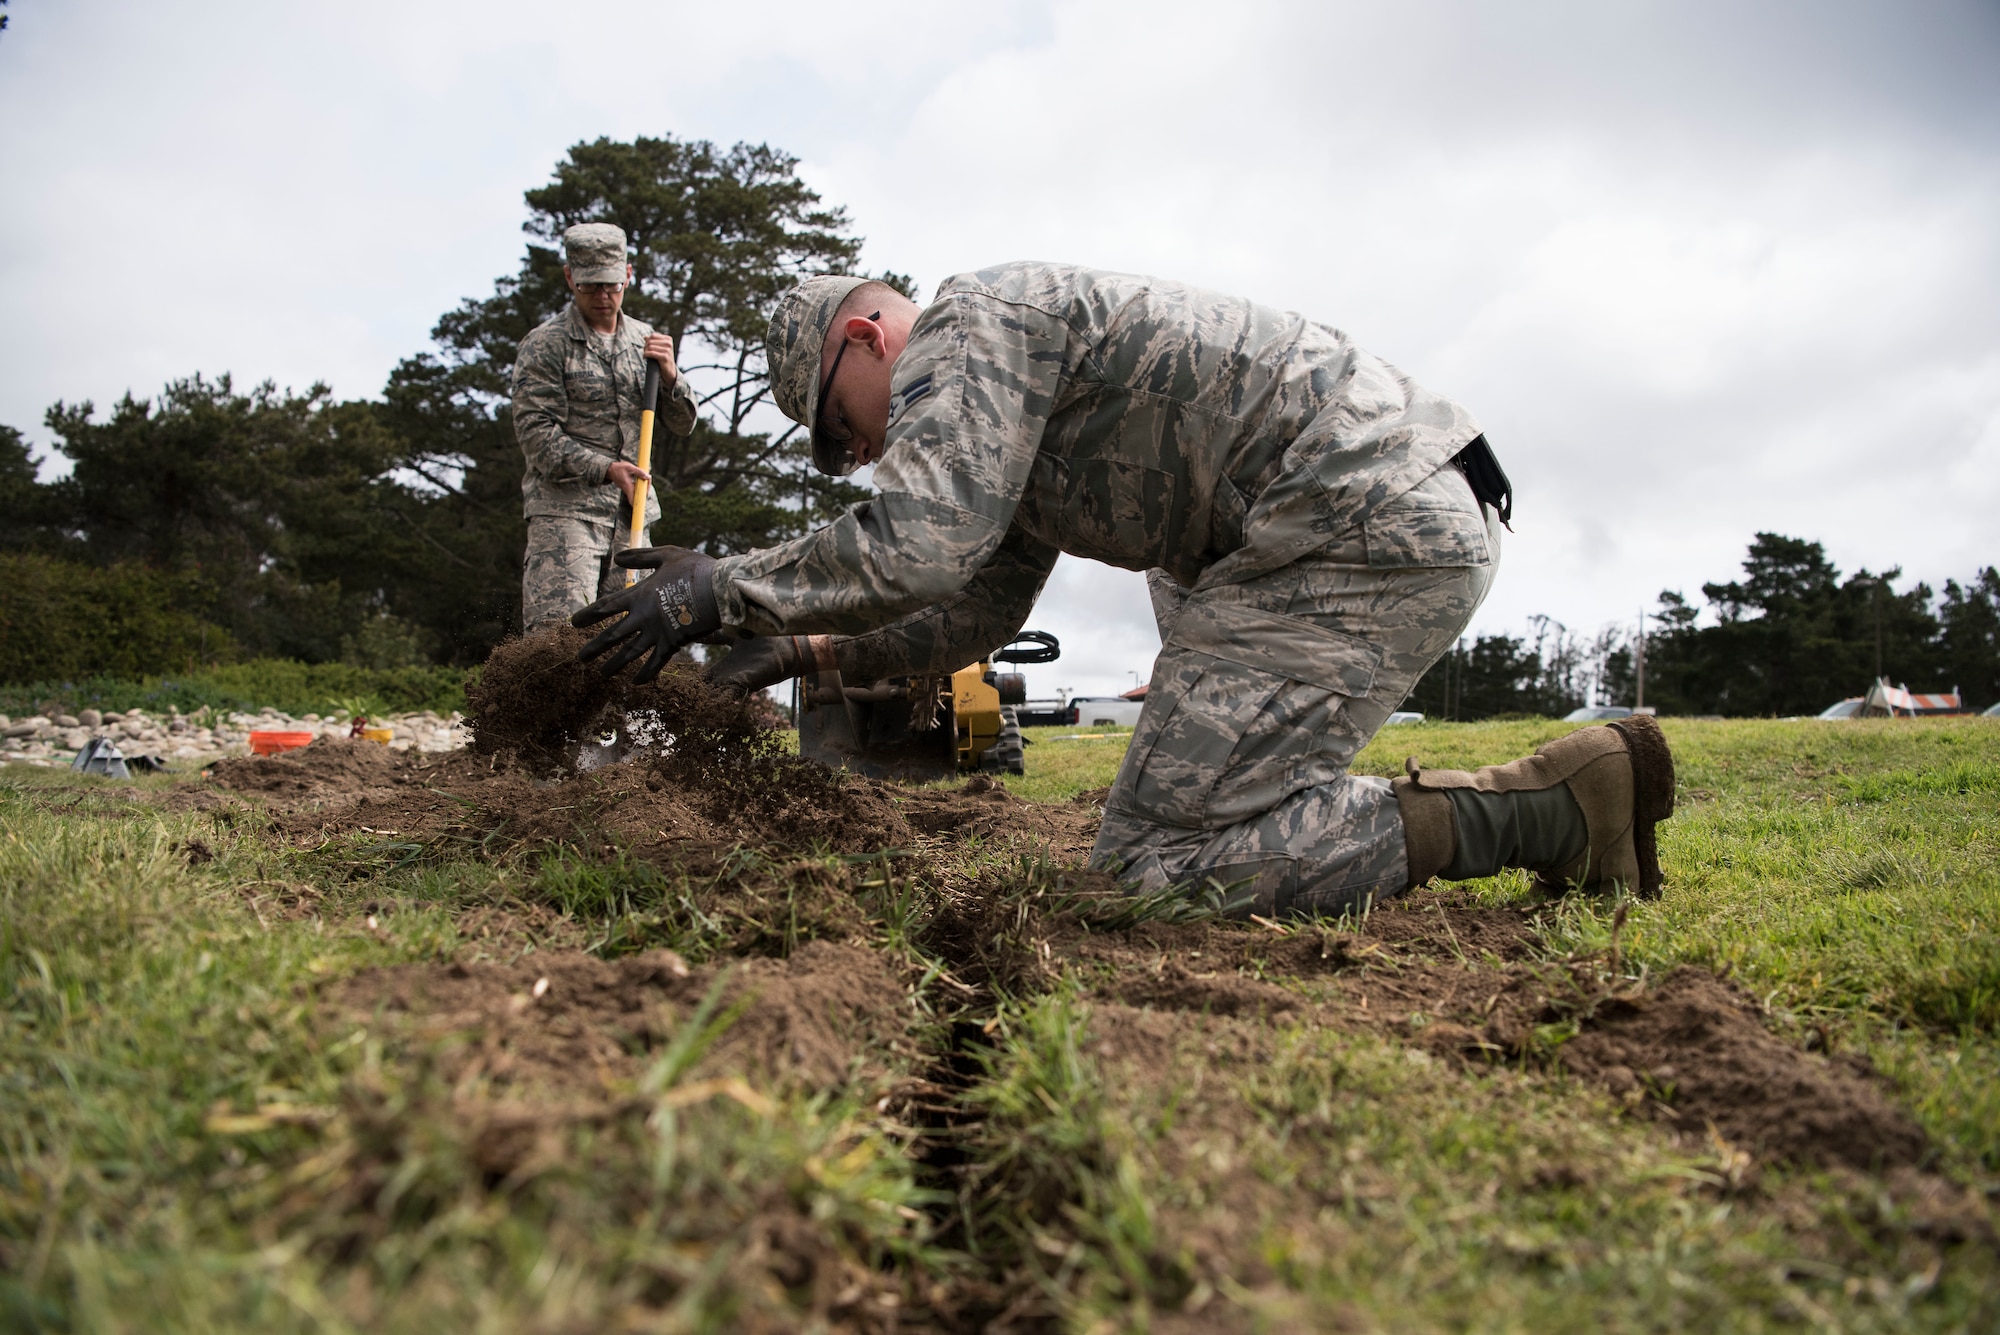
[
  {"xmin": 513, "ymin": 302, "xmax": 697, "ymax": 627},
  {"xmin": 725, "ymin": 262, "xmax": 1499, "ymax": 915}
]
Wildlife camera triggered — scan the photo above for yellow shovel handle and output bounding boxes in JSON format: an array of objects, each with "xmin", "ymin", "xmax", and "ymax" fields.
[{"xmin": 626, "ymin": 360, "xmax": 663, "ymax": 586}]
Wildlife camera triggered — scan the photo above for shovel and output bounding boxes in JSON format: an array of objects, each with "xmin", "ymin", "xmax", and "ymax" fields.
[{"xmin": 624, "ymin": 359, "xmax": 662, "ymax": 586}]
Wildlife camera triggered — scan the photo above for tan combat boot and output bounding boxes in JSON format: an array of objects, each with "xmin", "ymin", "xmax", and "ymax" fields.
[{"xmin": 1393, "ymin": 715, "xmax": 1676, "ymax": 897}]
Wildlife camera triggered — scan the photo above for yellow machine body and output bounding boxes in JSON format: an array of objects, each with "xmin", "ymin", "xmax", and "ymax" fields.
[{"xmin": 951, "ymin": 660, "xmax": 1005, "ymax": 771}]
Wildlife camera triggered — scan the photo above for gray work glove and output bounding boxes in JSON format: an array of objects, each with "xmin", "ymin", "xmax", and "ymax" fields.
[
  {"xmin": 704, "ymin": 636, "xmax": 819, "ymax": 699},
  {"xmin": 571, "ymin": 545, "xmax": 720, "ymax": 684}
]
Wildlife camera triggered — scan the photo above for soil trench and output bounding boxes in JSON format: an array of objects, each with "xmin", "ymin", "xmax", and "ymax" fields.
[{"xmin": 202, "ymin": 628, "xmax": 1933, "ymax": 1178}]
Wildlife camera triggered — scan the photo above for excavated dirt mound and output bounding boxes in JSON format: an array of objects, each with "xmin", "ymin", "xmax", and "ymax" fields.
[
  {"xmin": 209, "ymin": 740, "xmax": 1097, "ymax": 874},
  {"xmin": 329, "ymin": 939, "xmax": 910, "ymax": 1094},
  {"xmin": 208, "ymin": 735, "xmax": 402, "ymax": 797},
  {"xmin": 1043, "ymin": 894, "xmax": 1929, "ymax": 1172},
  {"xmin": 201, "ymin": 628, "xmax": 1099, "ymax": 871},
  {"xmin": 1548, "ymin": 966, "xmax": 1930, "ymax": 1170}
]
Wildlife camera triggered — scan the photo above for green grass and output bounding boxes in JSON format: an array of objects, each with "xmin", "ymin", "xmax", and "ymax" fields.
[
  {"xmin": 1009, "ymin": 724, "xmax": 1135, "ymax": 803},
  {"xmin": 1, "ymin": 717, "xmax": 1995, "ymax": 1330}
]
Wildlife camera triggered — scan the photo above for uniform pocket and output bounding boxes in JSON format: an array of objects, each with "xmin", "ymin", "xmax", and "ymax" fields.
[
  {"xmin": 1118, "ymin": 599, "xmax": 1382, "ymax": 829},
  {"xmin": 1365, "ymin": 464, "xmax": 1491, "ymax": 569}
]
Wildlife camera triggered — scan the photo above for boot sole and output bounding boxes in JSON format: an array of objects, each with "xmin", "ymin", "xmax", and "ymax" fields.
[{"xmin": 1606, "ymin": 714, "xmax": 1675, "ymax": 897}]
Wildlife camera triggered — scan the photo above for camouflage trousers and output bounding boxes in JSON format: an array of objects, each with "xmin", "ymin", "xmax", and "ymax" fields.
[
  {"xmin": 521, "ymin": 515, "xmax": 647, "ymax": 630},
  {"xmin": 1093, "ymin": 462, "xmax": 1501, "ymax": 918}
]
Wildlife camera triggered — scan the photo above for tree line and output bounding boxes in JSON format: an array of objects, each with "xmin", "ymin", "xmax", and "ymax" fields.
[
  {"xmin": 0, "ymin": 135, "xmax": 900, "ymax": 680},
  {"xmin": 1406, "ymin": 533, "xmax": 2000, "ymax": 719}
]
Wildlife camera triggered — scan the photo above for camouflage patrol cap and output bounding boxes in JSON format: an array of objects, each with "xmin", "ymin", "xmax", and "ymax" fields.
[
  {"xmin": 766, "ymin": 274, "xmax": 870, "ymax": 476},
  {"xmin": 563, "ymin": 223, "xmax": 630, "ymax": 285}
]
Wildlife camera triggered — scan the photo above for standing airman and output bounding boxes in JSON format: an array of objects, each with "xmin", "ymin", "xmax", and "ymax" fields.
[{"xmin": 512, "ymin": 223, "xmax": 696, "ymax": 628}]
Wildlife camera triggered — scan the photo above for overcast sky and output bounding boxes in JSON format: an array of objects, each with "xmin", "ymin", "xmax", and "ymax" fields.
[{"xmin": 3, "ymin": 0, "xmax": 1995, "ymax": 698}]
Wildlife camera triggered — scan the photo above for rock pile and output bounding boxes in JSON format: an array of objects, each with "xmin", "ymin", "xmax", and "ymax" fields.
[{"xmin": 0, "ymin": 707, "xmax": 468, "ymax": 770}]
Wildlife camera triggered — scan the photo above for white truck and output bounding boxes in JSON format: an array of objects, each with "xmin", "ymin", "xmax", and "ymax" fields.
[{"xmin": 1064, "ymin": 696, "xmax": 1145, "ymax": 728}]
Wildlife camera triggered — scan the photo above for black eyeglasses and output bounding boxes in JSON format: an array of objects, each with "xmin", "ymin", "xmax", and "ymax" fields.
[{"xmin": 816, "ymin": 311, "xmax": 880, "ymax": 447}]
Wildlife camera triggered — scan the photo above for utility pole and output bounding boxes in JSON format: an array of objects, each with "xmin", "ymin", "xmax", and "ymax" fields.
[
  {"xmin": 1448, "ymin": 635, "xmax": 1464, "ymax": 719},
  {"xmin": 1874, "ymin": 578, "xmax": 1885, "ymax": 683},
  {"xmin": 1635, "ymin": 609, "xmax": 1646, "ymax": 712},
  {"xmin": 1456, "ymin": 635, "xmax": 1472, "ymax": 719}
]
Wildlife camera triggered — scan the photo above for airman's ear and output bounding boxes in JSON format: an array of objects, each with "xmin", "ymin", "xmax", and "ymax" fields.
[{"xmin": 843, "ymin": 314, "xmax": 886, "ymax": 357}]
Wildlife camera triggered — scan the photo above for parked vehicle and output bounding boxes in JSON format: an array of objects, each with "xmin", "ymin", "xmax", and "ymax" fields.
[
  {"xmin": 1562, "ymin": 705, "xmax": 1633, "ymax": 723},
  {"xmin": 1817, "ymin": 698, "xmax": 1865, "ymax": 720},
  {"xmin": 1384, "ymin": 711, "xmax": 1425, "ymax": 725},
  {"xmin": 1066, "ymin": 697, "xmax": 1144, "ymax": 728},
  {"xmin": 1982, "ymin": 702, "xmax": 2000, "ymax": 718}
]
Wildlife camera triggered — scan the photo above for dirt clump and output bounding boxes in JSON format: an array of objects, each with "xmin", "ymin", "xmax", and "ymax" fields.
[
  {"xmin": 463, "ymin": 623, "xmax": 626, "ymax": 774},
  {"xmin": 452, "ymin": 624, "xmax": 944, "ymax": 858},
  {"xmin": 330, "ymin": 939, "xmax": 910, "ymax": 1094},
  {"xmin": 466, "ymin": 624, "xmax": 777, "ymax": 781}
]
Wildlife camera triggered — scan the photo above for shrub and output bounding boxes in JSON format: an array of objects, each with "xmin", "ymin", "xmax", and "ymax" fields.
[{"xmin": 0, "ymin": 553, "xmax": 236, "ymax": 685}]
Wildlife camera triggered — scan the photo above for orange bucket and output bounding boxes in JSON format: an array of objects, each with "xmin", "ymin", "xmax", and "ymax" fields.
[{"xmin": 249, "ymin": 730, "xmax": 314, "ymax": 755}]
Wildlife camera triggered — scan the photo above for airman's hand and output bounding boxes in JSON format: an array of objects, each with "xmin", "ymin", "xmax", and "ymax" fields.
[
  {"xmin": 607, "ymin": 460, "xmax": 651, "ymax": 504},
  {"xmin": 642, "ymin": 334, "xmax": 679, "ymax": 380},
  {"xmin": 572, "ymin": 546, "xmax": 721, "ymax": 685},
  {"xmin": 705, "ymin": 637, "xmax": 816, "ymax": 699}
]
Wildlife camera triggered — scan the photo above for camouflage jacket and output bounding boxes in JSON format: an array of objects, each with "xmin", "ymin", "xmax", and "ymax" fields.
[
  {"xmin": 712, "ymin": 262, "xmax": 1483, "ymax": 672},
  {"xmin": 512, "ymin": 302, "xmax": 697, "ymax": 523}
]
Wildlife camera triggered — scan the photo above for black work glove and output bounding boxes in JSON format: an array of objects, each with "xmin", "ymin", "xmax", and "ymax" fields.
[
  {"xmin": 704, "ymin": 636, "xmax": 822, "ymax": 699},
  {"xmin": 571, "ymin": 545, "xmax": 720, "ymax": 684}
]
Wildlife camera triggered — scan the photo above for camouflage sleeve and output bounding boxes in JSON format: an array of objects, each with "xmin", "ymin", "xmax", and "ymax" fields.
[
  {"xmin": 832, "ymin": 525, "xmax": 1060, "ymax": 682},
  {"xmin": 658, "ymin": 369, "xmax": 698, "ymax": 437},
  {"xmin": 512, "ymin": 328, "xmax": 611, "ymax": 485},
  {"xmin": 711, "ymin": 291, "xmax": 1071, "ymax": 635}
]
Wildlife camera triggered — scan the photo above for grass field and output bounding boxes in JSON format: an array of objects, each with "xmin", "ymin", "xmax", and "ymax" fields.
[{"xmin": 1, "ymin": 716, "xmax": 1995, "ymax": 1331}]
